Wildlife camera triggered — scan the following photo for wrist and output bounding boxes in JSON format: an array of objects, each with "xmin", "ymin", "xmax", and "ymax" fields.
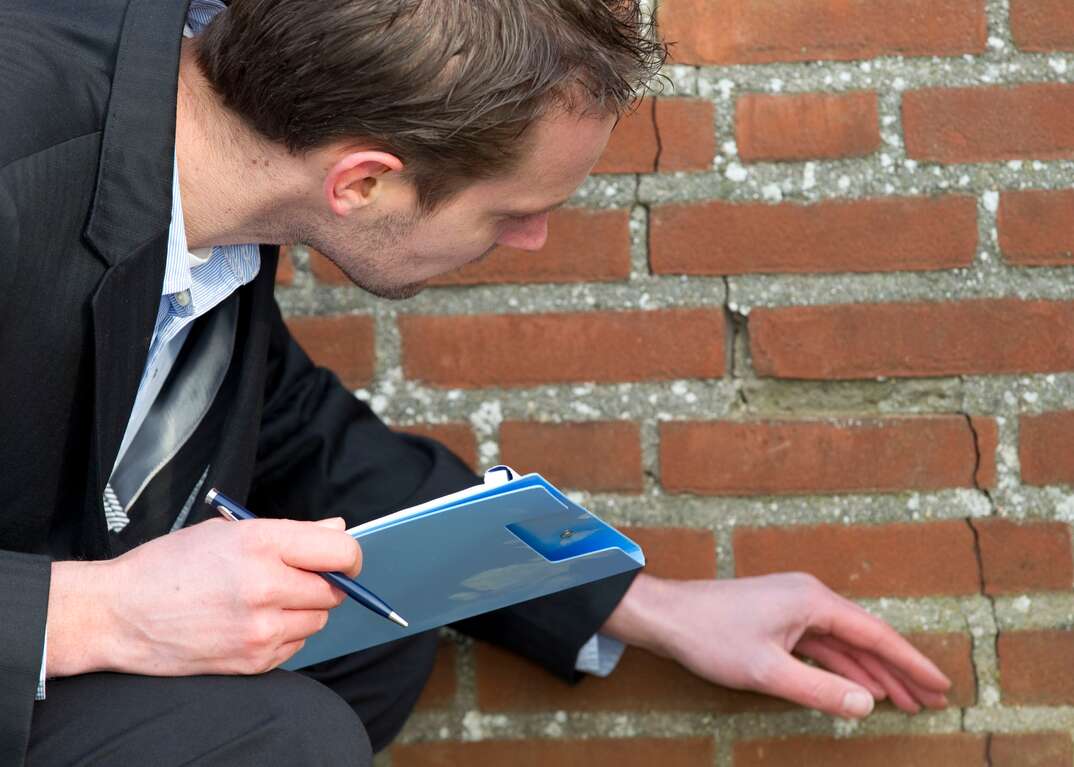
[
  {"xmin": 599, "ymin": 573, "xmax": 677, "ymax": 657},
  {"xmin": 47, "ymin": 559, "xmax": 125, "ymax": 677}
]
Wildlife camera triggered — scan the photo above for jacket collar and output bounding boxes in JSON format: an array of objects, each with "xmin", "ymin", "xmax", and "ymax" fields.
[{"xmin": 83, "ymin": 0, "xmax": 192, "ymax": 266}]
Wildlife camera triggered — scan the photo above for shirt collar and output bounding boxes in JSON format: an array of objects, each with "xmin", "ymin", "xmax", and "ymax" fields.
[{"xmin": 163, "ymin": 156, "xmax": 195, "ymax": 297}]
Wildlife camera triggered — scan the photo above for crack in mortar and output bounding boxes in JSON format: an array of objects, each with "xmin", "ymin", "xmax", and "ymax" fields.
[
  {"xmin": 961, "ymin": 410, "xmax": 1001, "ymax": 744},
  {"xmin": 721, "ymin": 276, "xmax": 750, "ymax": 408}
]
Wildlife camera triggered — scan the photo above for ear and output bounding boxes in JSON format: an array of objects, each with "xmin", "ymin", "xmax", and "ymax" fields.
[{"xmin": 323, "ymin": 150, "xmax": 404, "ymax": 216}]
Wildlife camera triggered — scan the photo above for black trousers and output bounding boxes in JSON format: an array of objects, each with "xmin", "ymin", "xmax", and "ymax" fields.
[{"xmin": 26, "ymin": 631, "xmax": 439, "ymax": 766}]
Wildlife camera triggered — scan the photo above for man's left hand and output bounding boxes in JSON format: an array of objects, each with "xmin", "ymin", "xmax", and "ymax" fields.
[{"xmin": 600, "ymin": 572, "xmax": 952, "ymax": 719}]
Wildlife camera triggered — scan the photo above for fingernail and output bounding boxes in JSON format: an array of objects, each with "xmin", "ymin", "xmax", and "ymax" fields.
[{"xmin": 842, "ymin": 690, "xmax": 874, "ymax": 718}]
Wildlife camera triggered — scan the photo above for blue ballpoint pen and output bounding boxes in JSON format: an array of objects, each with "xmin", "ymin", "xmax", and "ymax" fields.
[{"xmin": 204, "ymin": 488, "xmax": 408, "ymax": 628}]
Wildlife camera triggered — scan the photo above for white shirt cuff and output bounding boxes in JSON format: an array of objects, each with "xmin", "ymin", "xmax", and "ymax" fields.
[
  {"xmin": 573, "ymin": 632, "xmax": 626, "ymax": 677},
  {"xmin": 36, "ymin": 622, "xmax": 47, "ymax": 700}
]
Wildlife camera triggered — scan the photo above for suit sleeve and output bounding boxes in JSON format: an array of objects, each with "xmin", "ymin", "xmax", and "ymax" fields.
[{"xmin": 249, "ymin": 299, "xmax": 636, "ymax": 682}]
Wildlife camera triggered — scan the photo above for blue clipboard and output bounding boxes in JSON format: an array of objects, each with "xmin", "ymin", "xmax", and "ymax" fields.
[{"xmin": 283, "ymin": 466, "xmax": 645, "ymax": 669}]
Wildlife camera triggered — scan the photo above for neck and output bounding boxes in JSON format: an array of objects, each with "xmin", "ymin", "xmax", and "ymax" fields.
[{"xmin": 175, "ymin": 40, "xmax": 301, "ymax": 249}]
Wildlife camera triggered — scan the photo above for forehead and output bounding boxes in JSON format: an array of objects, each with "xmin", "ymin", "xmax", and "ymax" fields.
[{"xmin": 457, "ymin": 109, "xmax": 617, "ymax": 211}]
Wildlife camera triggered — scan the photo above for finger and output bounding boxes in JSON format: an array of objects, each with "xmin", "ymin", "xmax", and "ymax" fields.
[
  {"xmin": 818, "ymin": 634, "xmax": 943, "ymax": 711},
  {"xmin": 274, "ymin": 638, "xmax": 306, "ymax": 668},
  {"xmin": 796, "ymin": 636, "xmax": 887, "ymax": 701},
  {"xmin": 887, "ymin": 660, "xmax": 950, "ymax": 709},
  {"xmin": 273, "ymin": 568, "xmax": 347, "ymax": 610},
  {"xmin": 846, "ymin": 647, "xmax": 921, "ymax": 713},
  {"xmin": 279, "ymin": 609, "xmax": 331, "ymax": 644},
  {"xmin": 757, "ymin": 650, "xmax": 875, "ymax": 719},
  {"xmin": 273, "ymin": 520, "xmax": 363, "ymax": 576},
  {"xmin": 314, "ymin": 517, "xmax": 347, "ymax": 530},
  {"xmin": 823, "ymin": 594, "xmax": 951, "ymax": 692}
]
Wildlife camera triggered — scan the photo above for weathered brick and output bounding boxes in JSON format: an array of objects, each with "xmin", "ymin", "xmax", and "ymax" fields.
[
  {"xmin": 991, "ymin": 732, "xmax": 1073, "ymax": 767},
  {"xmin": 400, "ymin": 310, "xmax": 725, "ymax": 388},
  {"xmin": 659, "ymin": 0, "xmax": 986, "ymax": 65},
  {"xmin": 476, "ymin": 643, "xmax": 789, "ymax": 714},
  {"xmin": 1021, "ymin": 411, "xmax": 1074, "ymax": 486},
  {"xmin": 975, "ymin": 518, "xmax": 1073, "ymax": 595},
  {"xmin": 413, "ymin": 642, "xmax": 456, "ymax": 710},
  {"xmin": 396, "ymin": 423, "xmax": 478, "ymax": 471},
  {"xmin": 1011, "ymin": 0, "xmax": 1074, "ymax": 52},
  {"xmin": 275, "ymin": 246, "xmax": 295, "ymax": 285},
  {"xmin": 905, "ymin": 634, "xmax": 976, "ymax": 708},
  {"xmin": 655, "ymin": 98, "xmax": 717, "ymax": 171},
  {"xmin": 308, "ymin": 247, "xmax": 350, "ymax": 285},
  {"xmin": 660, "ymin": 417, "xmax": 995, "ymax": 496},
  {"xmin": 734, "ymin": 734, "xmax": 986, "ymax": 767},
  {"xmin": 736, "ymin": 91, "xmax": 880, "ymax": 162},
  {"xmin": 500, "ymin": 421, "xmax": 642, "ymax": 493},
  {"xmin": 395, "ymin": 738, "xmax": 714, "ymax": 767},
  {"xmin": 749, "ymin": 300, "xmax": 1074, "ymax": 379},
  {"xmin": 285, "ymin": 314, "xmax": 375, "ymax": 390},
  {"xmin": 593, "ymin": 99, "xmax": 658, "ymax": 174},
  {"xmin": 998, "ymin": 189, "xmax": 1074, "ymax": 267},
  {"xmin": 998, "ymin": 631, "xmax": 1074, "ymax": 705},
  {"xmin": 650, "ymin": 197, "xmax": 976, "ymax": 276},
  {"xmin": 430, "ymin": 208, "xmax": 630, "ymax": 286},
  {"xmin": 904, "ymin": 85, "xmax": 1074, "ymax": 163},
  {"xmin": 734, "ymin": 521, "xmax": 981, "ymax": 597},
  {"xmin": 624, "ymin": 526, "xmax": 717, "ymax": 580}
]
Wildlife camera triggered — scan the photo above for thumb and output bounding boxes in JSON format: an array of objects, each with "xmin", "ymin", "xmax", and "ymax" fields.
[
  {"xmin": 760, "ymin": 652, "xmax": 875, "ymax": 719},
  {"xmin": 313, "ymin": 516, "xmax": 347, "ymax": 530}
]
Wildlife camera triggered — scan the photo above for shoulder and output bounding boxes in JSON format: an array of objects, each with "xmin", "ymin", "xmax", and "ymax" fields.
[{"xmin": 0, "ymin": 0, "xmax": 132, "ymax": 168}]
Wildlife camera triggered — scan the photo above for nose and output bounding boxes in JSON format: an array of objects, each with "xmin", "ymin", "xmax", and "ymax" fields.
[{"xmin": 498, "ymin": 213, "xmax": 549, "ymax": 251}]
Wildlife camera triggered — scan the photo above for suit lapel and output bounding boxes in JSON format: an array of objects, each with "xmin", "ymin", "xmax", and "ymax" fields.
[{"xmin": 78, "ymin": 0, "xmax": 191, "ymax": 555}]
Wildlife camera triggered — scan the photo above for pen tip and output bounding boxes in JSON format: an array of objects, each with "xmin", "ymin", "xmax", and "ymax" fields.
[{"xmin": 389, "ymin": 611, "xmax": 409, "ymax": 628}]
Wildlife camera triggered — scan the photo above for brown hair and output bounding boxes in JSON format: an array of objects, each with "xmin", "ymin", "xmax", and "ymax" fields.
[{"xmin": 195, "ymin": 0, "xmax": 666, "ymax": 211}]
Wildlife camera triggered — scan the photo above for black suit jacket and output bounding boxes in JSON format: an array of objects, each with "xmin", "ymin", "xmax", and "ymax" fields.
[{"xmin": 0, "ymin": 1, "xmax": 634, "ymax": 762}]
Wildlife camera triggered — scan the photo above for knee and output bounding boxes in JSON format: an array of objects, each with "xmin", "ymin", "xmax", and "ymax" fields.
[{"xmin": 255, "ymin": 672, "xmax": 372, "ymax": 767}]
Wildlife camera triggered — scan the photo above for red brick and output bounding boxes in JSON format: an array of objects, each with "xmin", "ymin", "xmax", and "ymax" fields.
[
  {"xmin": 286, "ymin": 314, "xmax": 375, "ymax": 390},
  {"xmin": 905, "ymin": 634, "xmax": 976, "ymax": 708},
  {"xmin": 998, "ymin": 189, "xmax": 1074, "ymax": 267},
  {"xmin": 400, "ymin": 309, "xmax": 725, "ymax": 388},
  {"xmin": 623, "ymin": 527, "xmax": 717, "ymax": 580},
  {"xmin": 904, "ymin": 85, "xmax": 1074, "ymax": 163},
  {"xmin": 1011, "ymin": 0, "xmax": 1074, "ymax": 52},
  {"xmin": 394, "ymin": 738, "xmax": 714, "ymax": 767},
  {"xmin": 593, "ymin": 98, "xmax": 658, "ymax": 174},
  {"xmin": 991, "ymin": 733, "xmax": 1073, "ymax": 767},
  {"xmin": 275, "ymin": 246, "xmax": 295, "ymax": 285},
  {"xmin": 749, "ymin": 300, "xmax": 1074, "ymax": 380},
  {"xmin": 736, "ymin": 91, "xmax": 880, "ymax": 162},
  {"xmin": 396, "ymin": 423, "xmax": 478, "ymax": 471},
  {"xmin": 660, "ymin": 417, "xmax": 995, "ymax": 496},
  {"xmin": 655, "ymin": 98, "xmax": 716, "ymax": 172},
  {"xmin": 734, "ymin": 734, "xmax": 985, "ymax": 767},
  {"xmin": 414, "ymin": 642, "xmax": 456, "ymax": 710},
  {"xmin": 430, "ymin": 208, "xmax": 630, "ymax": 286},
  {"xmin": 476, "ymin": 642, "xmax": 789, "ymax": 714},
  {"xmin": 500, "ymin": 421, "xmax": 642, "ymax": 493},
  {"xmin": 659, "ymin": 0, "xmax": 986, "ymax": 65},
  {"xmin": 975, "ymin": 518, "xmax": 1073, "ymax": 595},
  {"xmin": 998, "ymin": 631, "xmax": 1074, "ymax": 704},
  {"xmin": 308, "ymin": 247, "xmax": 349, "ymax": 285},
  {"xmin": 1021, "ymin": 411, "xmax": 1074, "ymax": 486},
  {"xmin": 651, "ymin": 197, "xmax": 976, "ymax": 276},
  {"xmin": 733, "ymin": 521, "xmax": 980, "ymax": 597}
]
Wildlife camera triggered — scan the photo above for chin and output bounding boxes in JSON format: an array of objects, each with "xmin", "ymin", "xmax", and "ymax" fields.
[{"xmin": 363, "ymin": 280, "xmax": 427, "ymax": 300}]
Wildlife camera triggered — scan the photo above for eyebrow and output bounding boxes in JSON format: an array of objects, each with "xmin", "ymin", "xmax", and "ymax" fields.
[{"xmin": 498, "ymin": 197, "xmax": 571, "ymax": 219}]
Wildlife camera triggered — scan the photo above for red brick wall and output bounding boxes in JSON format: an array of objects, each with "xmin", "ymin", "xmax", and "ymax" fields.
[{"xmin": 276, "ymin": 1, "xmax": 1074, "ymax": 763}]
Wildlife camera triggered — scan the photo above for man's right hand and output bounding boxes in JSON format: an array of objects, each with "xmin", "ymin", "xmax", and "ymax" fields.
[{"xmin": 46, "ymin": 517, "xmax": 361, "ymax": 679}]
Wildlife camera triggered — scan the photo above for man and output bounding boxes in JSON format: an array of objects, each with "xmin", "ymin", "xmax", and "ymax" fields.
[{"xmin": 0, "ymin": 0, "xmax": 951, "ymax": 764}]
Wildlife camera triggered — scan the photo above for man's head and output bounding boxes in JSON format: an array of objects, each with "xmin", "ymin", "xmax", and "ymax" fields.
[{"xmin": 191, "ymin": 0, "xmax": 664, "ymax": 297}]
